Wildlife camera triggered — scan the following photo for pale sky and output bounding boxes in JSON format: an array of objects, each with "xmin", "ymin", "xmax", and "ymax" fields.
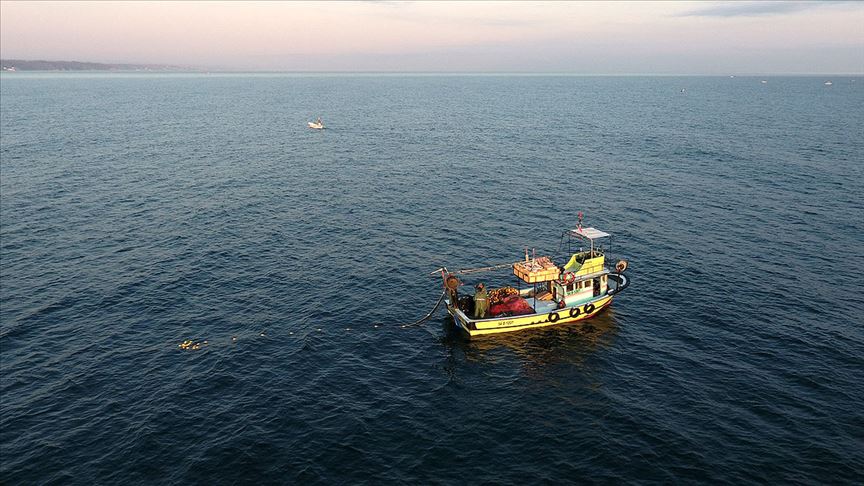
[{"xmin": 1, "ymin": 1, "xmax": 862, "ymax": 73}]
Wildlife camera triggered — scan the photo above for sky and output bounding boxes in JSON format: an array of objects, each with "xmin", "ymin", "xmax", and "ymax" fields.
[{"xmin": 1, "ymin": 1, "xmax": 862, "ymax": 74}]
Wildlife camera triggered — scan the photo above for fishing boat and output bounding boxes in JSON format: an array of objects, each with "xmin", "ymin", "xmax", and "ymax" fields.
[
  {"xmin": 440, "ymin": 216, "xmax": 630, "ymax": 337},
  {"xmin": 308, "ymin": 118, "xmax": 325, "ymax": 129}
]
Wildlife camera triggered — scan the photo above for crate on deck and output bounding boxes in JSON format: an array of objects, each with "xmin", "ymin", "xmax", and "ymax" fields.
[{"xmin": 512, "ymin": 256, "xmax": 560, "ymax": 284}]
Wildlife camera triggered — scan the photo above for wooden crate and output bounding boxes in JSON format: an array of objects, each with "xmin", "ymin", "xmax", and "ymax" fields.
[{"xmin": 513, "ymin": 260, "xmax": 560, "ymax": 283}]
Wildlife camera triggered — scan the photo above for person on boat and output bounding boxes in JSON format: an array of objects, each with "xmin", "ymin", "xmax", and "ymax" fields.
[
  {"xmin": 316, "ymin": 116, "xmax": 322, "ymax": 125},
  {"xmin": 473, "ymin": 283, "xmax": 488, "ymax": 318}
]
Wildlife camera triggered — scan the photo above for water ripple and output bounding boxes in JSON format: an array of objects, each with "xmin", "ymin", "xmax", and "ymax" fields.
[{"xmin": 2, "ymin": 74, "xmax": 863, "ymax": 484}]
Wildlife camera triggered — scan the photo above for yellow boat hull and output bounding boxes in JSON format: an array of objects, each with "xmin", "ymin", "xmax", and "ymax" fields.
[{"xmin": 447, "ymin": 295, "xmax": 614, "ymax": 337}]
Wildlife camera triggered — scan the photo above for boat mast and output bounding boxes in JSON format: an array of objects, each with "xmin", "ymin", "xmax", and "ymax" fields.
[{"xmin": 577, "ymin": 211, "xmax": 594, "ymax": 255}]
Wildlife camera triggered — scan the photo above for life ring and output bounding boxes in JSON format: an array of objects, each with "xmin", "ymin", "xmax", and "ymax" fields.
[
  {"xmin": 557, "ymin": 300, "xmax": 566, "ymax": 309},
  {"xmin": 616, "ymin": 260, "xmax": 628, "ymax": 273},
  {"xmin": 561, "ymin": 272, "xmax": 576, "ymax": 284},
  {"xmin": 548, "ymin": 312, "xmax": 560, "ymax": 323},
  {"xmin": 569, "ymin": 307, "xmax": 581, "ymax": 318},
  {"xmin": 583, "ymin": 303, "xmax": 596, "ymax": 314}
]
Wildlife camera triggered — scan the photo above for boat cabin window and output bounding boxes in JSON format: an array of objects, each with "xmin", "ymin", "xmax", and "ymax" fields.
[{"xmin": 566, "ymin": 282, "xmax": 574, "ymax": 292}]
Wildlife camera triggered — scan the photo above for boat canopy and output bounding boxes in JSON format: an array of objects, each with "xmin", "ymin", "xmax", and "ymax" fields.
[
  {"xmin": 564, "ymin": 226, "xmax": 612, "ymax": 256},
  {"xmin": 568, "ymin": 227, "xmax": 610, "ymax": 240}
]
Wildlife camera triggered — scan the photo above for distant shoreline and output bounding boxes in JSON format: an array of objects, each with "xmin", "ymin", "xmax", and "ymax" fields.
[
  {"xmin": 0, "ymin": 60, "xmax": 860, "ymax": 76},
  {"xmin": 2, "ymin": 71, "xmax": 861, "ymax": 77},
  {"xmin": 0, "ymin": 59, "xmax": 194, "ymax": 72}
]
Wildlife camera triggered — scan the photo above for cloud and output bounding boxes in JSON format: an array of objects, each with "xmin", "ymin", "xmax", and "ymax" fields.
[
  {"xmin": 365, "ymin": 3, "xmax": 536, "ymax": 28},
  {"xmin": 678, "ymin": 1, "xmax": 847, "ymax": 18}
]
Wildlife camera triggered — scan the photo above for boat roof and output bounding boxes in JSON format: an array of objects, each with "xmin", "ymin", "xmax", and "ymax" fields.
[{"xmin": 568, "ymin": 227, "xmax": 610, "ymax": 240}]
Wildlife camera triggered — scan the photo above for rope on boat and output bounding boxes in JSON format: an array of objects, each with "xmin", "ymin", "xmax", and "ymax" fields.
[
  {"xmin": 396, "ymin": 290, "xmax": 447, "ymax": 328},
  {"xmin": 452, "ymin": 263, "xmax": 513, "ymax": 275}
]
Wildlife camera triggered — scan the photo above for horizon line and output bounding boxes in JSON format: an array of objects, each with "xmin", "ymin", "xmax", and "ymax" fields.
[{"xmin": 2, "ymin": 70, "xmax": 862, "ymax": 76}]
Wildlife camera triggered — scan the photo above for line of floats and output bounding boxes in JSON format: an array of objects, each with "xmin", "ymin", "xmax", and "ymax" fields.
[{"xmin": 175, "ymin": 215, "xmax": 630, "ymax": 348}]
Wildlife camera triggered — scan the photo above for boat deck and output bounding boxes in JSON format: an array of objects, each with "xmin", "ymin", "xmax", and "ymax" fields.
[{"xmin": 517, "ymin": 287, "xmax": 602, "ymax": 315}]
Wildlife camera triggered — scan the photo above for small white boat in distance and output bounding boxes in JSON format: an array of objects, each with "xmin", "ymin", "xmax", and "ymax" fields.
[
  {"xmin": 824, "ymin": 81, "xmax": 833, "ymax": 86},
  {"xmin": 308, "ymin": 117, "xmax": 325, "ymax": 129},
  {"xmin": 761, "ymin": 80, "xmax": 768, "ymax": 84}
]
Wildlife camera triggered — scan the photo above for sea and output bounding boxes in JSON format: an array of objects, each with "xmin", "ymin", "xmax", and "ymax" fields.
[{"xmin": 1, "ymin": 73, "xmax": 863, "ymax": 484}]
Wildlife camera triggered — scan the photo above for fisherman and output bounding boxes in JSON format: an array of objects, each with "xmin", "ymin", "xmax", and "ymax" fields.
[
  {"xmin": 316, "ymin": 116, "xmax": 323, "ymax": 125},
  {"xmin": 473, "ymin": 283, "xmax": 488, "ymax": 318}
]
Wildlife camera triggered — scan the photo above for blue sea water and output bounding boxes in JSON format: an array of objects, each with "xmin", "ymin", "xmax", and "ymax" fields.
[{"xmin": 1, "ymin": 73, "xmax": 863, "ymax": 484}]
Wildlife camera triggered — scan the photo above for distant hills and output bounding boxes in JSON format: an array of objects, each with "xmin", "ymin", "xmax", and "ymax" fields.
[{"xmin": 0, "ymin": 59, "xmax": 193, "ymax": 72}]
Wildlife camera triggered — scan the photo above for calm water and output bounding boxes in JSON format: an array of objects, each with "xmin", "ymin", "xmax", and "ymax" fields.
[{"xmin": 2, "ymin": 73, "xmax": 863, "ymax": 484}]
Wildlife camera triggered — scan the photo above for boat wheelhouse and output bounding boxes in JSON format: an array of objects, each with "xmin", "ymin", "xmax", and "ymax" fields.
[{"xmin": 441, "ymin": 220, "xmax": 629, "ymax": 337}]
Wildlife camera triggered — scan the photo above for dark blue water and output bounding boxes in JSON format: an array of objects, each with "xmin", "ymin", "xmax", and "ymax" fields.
[{"xmin": 2, "ymin": 73, "xmax": 863, "ymax": 484}]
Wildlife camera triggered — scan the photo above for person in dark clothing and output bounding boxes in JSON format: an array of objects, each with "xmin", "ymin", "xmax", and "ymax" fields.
[{"xmin": 473, "ymin": 283, "xmax": 489, "ymax": 318}]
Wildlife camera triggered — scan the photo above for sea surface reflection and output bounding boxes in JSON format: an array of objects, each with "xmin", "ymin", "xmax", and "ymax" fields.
[
  {"xmin": 439, "ymin": 309, "xmax": 620, "ymax": 373},
  {"xmin": 3, "ymin": 73, "xmax": 862, "ymax": 484}
]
